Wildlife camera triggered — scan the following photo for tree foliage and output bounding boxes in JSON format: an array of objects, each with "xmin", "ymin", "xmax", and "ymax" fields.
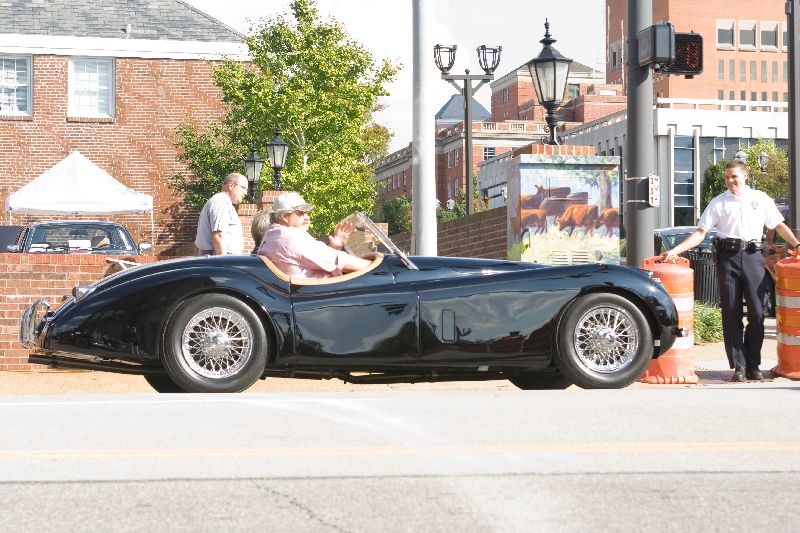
[
  {"xmin": 380, "ymin": 196, "xmax": 413, "ymax": 235},
  {"xmin": 743, "ymin": 138, "xmax": 789, "ymax": 200},
  {"xmin": 171, "ymin": 0, "xmax": 398, "ymax": 236},
  {"xmin": 702, "ymin": 139, "xmax": 789, "ymax": 210}
]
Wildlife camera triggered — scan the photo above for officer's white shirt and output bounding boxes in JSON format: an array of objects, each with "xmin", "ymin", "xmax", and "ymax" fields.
[{"xmin": 697, "ymin": 186, "xmax": 783, "ymax": 241}]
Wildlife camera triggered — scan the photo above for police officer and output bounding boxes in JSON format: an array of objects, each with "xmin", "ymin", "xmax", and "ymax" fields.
[{"xmin": 664, "ymin": 160, "xmax": 800, "ymax": 382}]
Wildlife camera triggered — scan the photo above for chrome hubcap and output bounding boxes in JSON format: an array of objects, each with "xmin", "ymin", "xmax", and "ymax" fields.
[
  {"xmin": 573, "ymin": 304, "xmax": 639, "ymax": 373},
  {"xmin": 181, "ymin": 306, "xmax": 252, "ymax": 378}
]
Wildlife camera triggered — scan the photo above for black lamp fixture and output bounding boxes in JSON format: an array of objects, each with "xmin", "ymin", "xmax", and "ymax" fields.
[
  {"xmin": 243, "ymin": 144, "xmax": 265, "ymax": 203},
  {"xmin": 527, "ymin": 19, "xmax": 573, "ymax": 145},
  {"xmin": 433, "ymin": 43, "xmax": 502, "ymax": 215},
  {"xmin": 265, "ymin": 127, "xmax": 289, "ymax": 191}
]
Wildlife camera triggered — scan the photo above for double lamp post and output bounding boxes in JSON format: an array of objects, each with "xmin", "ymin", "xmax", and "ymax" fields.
[
  {"xmin": 243, "ymin": 128, "xmax": 290, "ymax": 203},
  {"xmin": 433, "ymin": 20, "xmax": 572, "ymax": 214}
]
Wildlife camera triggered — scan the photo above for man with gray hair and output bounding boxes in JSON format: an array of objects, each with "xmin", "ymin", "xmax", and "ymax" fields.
[{"xmin": 195, "ymin": 172, "xmax": 248, "ymax": 255}]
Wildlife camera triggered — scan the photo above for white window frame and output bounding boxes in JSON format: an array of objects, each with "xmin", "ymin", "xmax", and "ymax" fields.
[
  {"xmin": 68, "ymin": 57, "xmax": 115, "ymax": 118},
  {"xmin": 483, "ymin": 146, "xmax": 496, "ymax": 160},
  {"xmin": 500, "ymin": 87, "xmax": 509, "ymax": 104},
  {"xmin": 0, "ymin": 55, "xmax": 32, "ymax": 115},
  {"xmin": 738, "ymin": 20, "xmax": 756, "ymax": 51},
  {"xmin": 782, "ymin": 21, "xmax": 788, "ymax": 52},
  {"xmin": 716, "ymin": 19, "xmax": 735, "ymax": 50},
  {"xmin": 760, "ymin": 21, "xmax": 779, "ymax": 52}
]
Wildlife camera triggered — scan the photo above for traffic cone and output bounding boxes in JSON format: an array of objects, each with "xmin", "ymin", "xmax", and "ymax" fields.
[
  {"xmin": 639, "ymin": 256, "xmax": 698, "ymax": 384},
  {"xmin": 773, "ymin": 254, "xmax": 800, "ymax": 379}
]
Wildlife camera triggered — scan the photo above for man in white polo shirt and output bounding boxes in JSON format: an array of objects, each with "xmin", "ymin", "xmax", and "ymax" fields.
[
  {"xmin": 665, "ymin": 160, "xmax": 800, "ymax": 382},
  {"xmin": 194, "ymin": 172, "xmax": 248, "ymax": 255}
]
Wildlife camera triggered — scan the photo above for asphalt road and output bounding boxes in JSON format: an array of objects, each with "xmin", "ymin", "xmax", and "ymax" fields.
[{"xmin": 2, "ymin": 388, "xmax": 800, "ymax": 532}]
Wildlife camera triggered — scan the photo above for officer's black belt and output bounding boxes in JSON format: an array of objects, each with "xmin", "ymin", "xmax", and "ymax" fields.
[{"xmin": 711, "ymin": 237, "xmax": 763, "ymax": 251}]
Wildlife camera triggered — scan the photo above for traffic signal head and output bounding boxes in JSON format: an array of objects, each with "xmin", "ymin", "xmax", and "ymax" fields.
[{"xmin": 661, "ymin": 32, "xmax": 703, "ymax": 76}]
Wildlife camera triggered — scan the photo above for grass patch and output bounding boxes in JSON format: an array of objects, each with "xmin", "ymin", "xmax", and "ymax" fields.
[{"xmin": 694, "ymin": 301, "xmax": 723, "ymax": 344}]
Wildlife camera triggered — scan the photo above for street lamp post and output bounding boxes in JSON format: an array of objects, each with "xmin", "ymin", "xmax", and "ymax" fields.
[
  {"xmin": 243, "ymin": 145, "xmax": 265, "ymax": 204},
  {"xmin": 434, "ymin": 43, "xmax": 501, "ymax": 215},
  {"xmin": 265, "ymin": 128, "xmax": 289, "ymax": 191},
  {"xmin": 526, "ymin": 19, "xmax": 573, "ymax": 145},
  {"xmin": 757, "ymin": 151, "xmax": 770, "ymax": 191}
]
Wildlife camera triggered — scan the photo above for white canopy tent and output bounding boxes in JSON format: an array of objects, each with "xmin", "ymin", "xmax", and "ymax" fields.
[{"xmin": 4, "ymin": 150, "xmax": 155, "ymax": 248}]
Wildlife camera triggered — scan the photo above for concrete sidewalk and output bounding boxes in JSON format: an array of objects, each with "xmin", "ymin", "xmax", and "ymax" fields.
[{"xmin": 0, "ymin": 318, "xmax": 794, "ymax": 394}]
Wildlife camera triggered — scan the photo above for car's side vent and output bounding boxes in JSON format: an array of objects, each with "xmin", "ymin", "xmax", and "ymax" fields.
[{"xmin": 441, "ymin": 309, "xmax": 456, "ymax": 343}]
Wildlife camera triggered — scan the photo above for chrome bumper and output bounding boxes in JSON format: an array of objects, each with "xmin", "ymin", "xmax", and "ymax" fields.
[{"xmin": 20, "ymin": 299, "xmax": 51, "ymax": 350}]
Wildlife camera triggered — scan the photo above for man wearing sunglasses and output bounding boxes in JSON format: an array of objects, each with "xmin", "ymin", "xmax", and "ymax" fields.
[{"xmin": 258, "ymin": 192, "xmax": 370, "ymax": 278}]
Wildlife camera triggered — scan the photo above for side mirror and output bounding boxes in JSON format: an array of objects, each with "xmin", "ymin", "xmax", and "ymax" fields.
[
  {"xmin": 138, "ymin": 242, "xmax": 152, "ymax": 253},
  {"xmin": 6, "ymin": 244, "xmax": 20, "ymax": 253}
]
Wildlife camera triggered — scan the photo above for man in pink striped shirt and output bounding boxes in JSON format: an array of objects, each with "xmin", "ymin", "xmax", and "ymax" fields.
[{"xmin": 257, "ymin": 192, "xmax": 370, "ymax": 279}]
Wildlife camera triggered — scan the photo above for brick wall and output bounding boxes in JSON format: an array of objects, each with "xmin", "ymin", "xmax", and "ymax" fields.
[
  {"xmin": 391, "ymin": 206, "xmax": 508, "ymax": 260},
  {"xmin": 0, "ymin": 55, "xmax": 227, "ymax": 255},
  {"xmin": 0, "ymin": 253, "xmax": 159, "ymax": 370}
]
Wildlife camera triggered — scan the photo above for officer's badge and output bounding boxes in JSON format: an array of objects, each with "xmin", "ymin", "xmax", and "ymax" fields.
[{"xmin": 751, "ymin": 200, "xmax": 759, "ymax": 209}]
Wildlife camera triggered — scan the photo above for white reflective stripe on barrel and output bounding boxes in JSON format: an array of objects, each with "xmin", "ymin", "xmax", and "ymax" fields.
[
  {"xmin": 671, "ymin": 296, "xmax": 694, "ymax": 312},
  {"xmin": 670, "ymin": 334, "xmax": 694, "ymax": 350},
  {"xmin": 776, "ymin": 295, "xmax": 800, "ymax": 309},
  {"xmin": 777, "ymin": 332, "xmax": 800, "ymax": 346}
]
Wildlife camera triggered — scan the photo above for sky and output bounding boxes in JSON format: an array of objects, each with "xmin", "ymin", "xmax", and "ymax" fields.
[{"xmin": 184, "ymin": 0, "xmax": 607, "ymax": 152}]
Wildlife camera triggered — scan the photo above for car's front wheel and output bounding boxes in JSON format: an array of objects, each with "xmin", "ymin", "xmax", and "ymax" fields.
[
  {"xmin": 555, "ymin": 293, "xmax": 652, "ymax": 389},
  {"xmin": 162, "ymin": 294, "xmax": 267, "ymax": 393}
]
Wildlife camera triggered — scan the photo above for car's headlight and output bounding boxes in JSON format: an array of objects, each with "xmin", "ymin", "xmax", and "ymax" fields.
[{"xmin": 72, "ymin": 285, "xmax": 95, "ymax": 301}]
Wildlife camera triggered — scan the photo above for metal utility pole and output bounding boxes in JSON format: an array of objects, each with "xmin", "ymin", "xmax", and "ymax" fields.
[
  {"xmin": 625, "ymin": 0, "xmax": 655, "ymax": 267},
  {"xmin": 788, "ymin": 0, "xmax": 800, "ymax": 238},
  {"xmin": 411, "ymin": 0, "xmax": 436, "ymax": 255}
]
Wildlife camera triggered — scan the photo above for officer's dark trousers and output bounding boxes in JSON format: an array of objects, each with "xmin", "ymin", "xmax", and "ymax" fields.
[{"xmin": 715, "ymin": 248, "xmax": 767, "ymax": 370}]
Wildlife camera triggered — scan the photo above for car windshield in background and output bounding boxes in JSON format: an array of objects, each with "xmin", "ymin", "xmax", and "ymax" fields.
[
  {"xmin": 27, "ymin": 224, "xmax": 137, "ymax": 253},
  {"xmin": 661, "ymin": 230, "xmax": 717, "ymax": 252}
]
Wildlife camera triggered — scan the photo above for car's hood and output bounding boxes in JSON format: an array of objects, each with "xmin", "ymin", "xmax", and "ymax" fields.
[{"xmin": 409, "ymin": 256, "xmax": 552, "ymax": 273}]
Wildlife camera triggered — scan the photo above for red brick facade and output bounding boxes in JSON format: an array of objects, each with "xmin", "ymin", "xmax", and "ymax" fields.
[{"xmin": 0, "ymin": 55, "xmax": 227, "ymax": 254}]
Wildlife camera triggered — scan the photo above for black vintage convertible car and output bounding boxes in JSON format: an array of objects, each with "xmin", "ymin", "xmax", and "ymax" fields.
[{"xmin": 20, "ymin": 213, "xmax": 682, "ymax": 392}]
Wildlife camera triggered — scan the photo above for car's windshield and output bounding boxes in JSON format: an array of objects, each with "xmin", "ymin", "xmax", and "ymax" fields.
[
  {"xmin": 342, "ymin": 212, "xmax": 418, "ymax": 270},
  {"xmin": 28, "ymin": 224, "xmax": 137, "ymax": 253}
]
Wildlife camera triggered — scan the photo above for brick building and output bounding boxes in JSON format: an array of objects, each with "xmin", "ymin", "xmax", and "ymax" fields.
[
  {"xmin": 606, "ymin": 0, "xmax": 789, "ymax": 104},
  {"xmin": 561, "ymin": 0, "xmax": 791, "ymax": 228},
  {"xmin": 0, "ymin": 0, "xmax": 247, "ymax": 253},
  {"xmin": 374, "ymin": 60, "xmax": 621, "ymax": 210}
]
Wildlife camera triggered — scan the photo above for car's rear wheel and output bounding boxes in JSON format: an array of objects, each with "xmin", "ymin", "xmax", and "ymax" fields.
[
  {"xmin": 509, "ymin": 368, "xmax": 572, "ymax": 390},
  {"xmin": 555, "ymin": 293, "xmax": 652, "ymax": 389},
  {"xmin": 162, "ymin": 294, "xmax": 267, "ymax": 393},
  {"xmin": 143, "ymin": 373, "xmax": 185, "ymax": 393}
]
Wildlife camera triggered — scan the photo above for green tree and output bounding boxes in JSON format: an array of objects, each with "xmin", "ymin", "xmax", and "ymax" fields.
[
  {"xmin": 380, "ymin": 196, "xmax": 412, "ymax": 235},
  {"xmin": 171, "ymin": 0, "xmax": 398, "ymax": 236},
  {"xmin": 701, "ymin": 160, "xmax": 727, "ymax": 210},
  {"xmin": 744, "ymin": 138, "xmax": 789, "ymax": 200}
]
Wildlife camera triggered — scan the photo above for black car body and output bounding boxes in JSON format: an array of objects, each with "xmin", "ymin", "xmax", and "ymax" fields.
[
  {"xmin": 21, "ymin": 213, "xmax": 681, "ymax": 392},
  {"xmin": 7, "ymin": 220, "xmax": 150, "ymax": 255}
]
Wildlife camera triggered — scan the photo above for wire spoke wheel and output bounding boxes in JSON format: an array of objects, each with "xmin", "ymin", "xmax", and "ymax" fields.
[
  {"xmin": 181, "ymin": 306, "xmax": 253, "ymax": 378},
  {"xmin": 555, "ymin": 293, "xmax": 652, "ymax": 389},
  {"xmin": 573, "ymin": 304, "xmax": 639, "ymax": 373}
]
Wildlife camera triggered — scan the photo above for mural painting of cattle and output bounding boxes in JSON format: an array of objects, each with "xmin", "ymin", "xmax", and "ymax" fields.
[
  {"xmin": 557, "ymin": 204, "xmax": 600, "ymax": 236},
  {"xmin": 596, "ymin": 207, "xmax": 620, "ymax": 237}
]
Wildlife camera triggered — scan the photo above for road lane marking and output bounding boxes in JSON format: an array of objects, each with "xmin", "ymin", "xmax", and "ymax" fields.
[{"xmin": 3, "ymin": 442, "xmax": 800, "ymax": 460}]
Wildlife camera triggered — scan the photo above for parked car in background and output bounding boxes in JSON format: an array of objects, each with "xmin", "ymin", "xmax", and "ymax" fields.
[
  {"xmin": 654, "ymin": 226, "xmax": 717, "ymax": 254},
  {"xmin": 0, "ymin": 225, "xmax": 23, "ymax": 252},
  {"xmin": 6, "ymin": 221, "xmax": 150, "ymax": 255}
]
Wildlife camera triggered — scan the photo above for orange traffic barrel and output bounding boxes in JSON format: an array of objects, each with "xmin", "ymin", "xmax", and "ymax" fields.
[
  {"xmin": 773, "ymin": 254, "xmax": 800, "ymax": 379},
  {"xmin": 638, "ymin": 256, "xmax": 698, "ymax": 384}
]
